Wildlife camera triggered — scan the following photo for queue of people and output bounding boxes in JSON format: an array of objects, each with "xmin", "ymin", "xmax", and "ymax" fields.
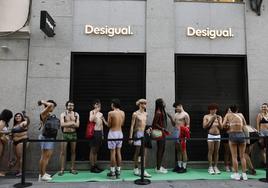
[{"xmin": 0, "ymin": 100, "xmax": 267, "ymax": 181}]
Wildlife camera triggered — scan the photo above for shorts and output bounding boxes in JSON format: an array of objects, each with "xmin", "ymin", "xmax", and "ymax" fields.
[
  {"xmin": 229, "ymin": 132, "xmax": 245, "ymax": 144},
  {"xmin": 39, "ymin": 134, "xmax": 55, "ymax": 150},
  {"xmin": 89, "ymin": 130, "xmax": 103, "ymax": 147},
  {"xmin": 62, "ymin": 132, "xmax": 77, "ymax": 141},
  {"xmin": 260, "ymin": 130, "xmax": 268, "ymax": 137},
  {"xmin": 108, "ymin": 131, "xmax": 123, "ymax": 149},
  {"xmin": 172, "ymin": 127, "xmax": 180, "ymax": 143},
  {"xmin": 13, "ymin": 138, "xmax": 28, "ymax": 146},
  {"xmin": 133, "ymin": 131, "xmax": 144, "ymax": 146},
  {"xmin": 207, "ymin": 134, "xmax": 221, "ymax": 142}
]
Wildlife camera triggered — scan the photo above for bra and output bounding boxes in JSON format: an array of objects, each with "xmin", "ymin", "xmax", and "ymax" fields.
[{"xmin": 260, "ymin": 117, "xmax": 268, "ymax": 124}]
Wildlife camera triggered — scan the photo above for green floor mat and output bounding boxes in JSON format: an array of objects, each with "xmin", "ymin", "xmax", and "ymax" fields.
[{"xmin": 49, "ymin": 168, "xmax": 266, "ymax": 183}]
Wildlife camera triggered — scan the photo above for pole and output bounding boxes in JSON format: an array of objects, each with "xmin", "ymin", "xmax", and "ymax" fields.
[
  {"xmin": 259, "ymin": 136, "xmax": 268, "ymax": 183},
  {"xmin": 13, "ymin": 140, "xmax": 32, "ymax": 188},
  {"xmin": 134, "ymin": 137, "xmax": 151, "ymax": 185}
]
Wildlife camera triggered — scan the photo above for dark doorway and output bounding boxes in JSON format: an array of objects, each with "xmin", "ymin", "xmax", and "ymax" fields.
[
  {"xmin": 70, "ymin": 52, "xmax": 146, "ymax": 161},
  {"xmin": 175, "ymin": 55, "xmax": 248, "ymax": 161}
]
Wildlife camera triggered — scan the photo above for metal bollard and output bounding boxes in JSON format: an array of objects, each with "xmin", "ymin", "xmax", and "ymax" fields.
[
  {"xmin": 13, "ymin": 140, "xmax": 33, "ymax": 188},
  {"xmin": 134, "ymin": 137, "xmax": 151, "ymax": 185}
]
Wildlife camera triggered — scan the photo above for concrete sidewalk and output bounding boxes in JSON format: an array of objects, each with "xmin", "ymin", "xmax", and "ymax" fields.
[{"xmin": 1, "ymin": 177, "xmax": 268, "ymax": 188}]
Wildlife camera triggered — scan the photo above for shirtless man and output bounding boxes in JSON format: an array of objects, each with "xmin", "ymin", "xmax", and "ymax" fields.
[
  {"xmin": 129, "ymin": 99, "xmax": 151, "ymax": 178},
  {"xmin": 107, "ymin": 98, "xmax": 125, "ymax": 179},
  {"xmin": 222, "ymin": 105, "xmax": 247, "ymax": 181},
  {"xmin": 170, "ymin": 102, "xmax": 190, "ymax": 173},
  {"xmin": 203, "ymin": 103, "xmax": 222, "ymax": 175},
  {"xmin": 58, "ymin": 101, "xmax": 80, "ymax": 176}
]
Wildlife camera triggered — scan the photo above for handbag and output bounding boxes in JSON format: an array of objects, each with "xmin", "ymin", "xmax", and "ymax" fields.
[
  {"xmin": 85, "ymin": 121, "xmax": 95, "ymax": 139},
  {"xmin": 151, "ymin": 129, "xmax": 163, "ymax": 140}
]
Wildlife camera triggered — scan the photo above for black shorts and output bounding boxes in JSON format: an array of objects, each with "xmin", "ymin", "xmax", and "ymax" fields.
[
  {"xmin": 13, "ymin": 138, "xmax": 28, "ymax": 146},
  {"xmin": 89, "ymin": 130, "xmax": 102, "ymax": 148},
  {"xmin": 221, "ymin": 132, "xmax": 229, "ymax": 143},
  {"xmin": 229, "ymin": 132, "xmax": 245, "ymax": 144}
]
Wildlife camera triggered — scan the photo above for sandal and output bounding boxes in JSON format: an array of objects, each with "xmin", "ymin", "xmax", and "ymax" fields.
[
  {"xmin": 69, "ymin": 169, "xmax": 78, "ymax": 175},
  {"xmin": 58, "ymin": 171, "xmax": 64, "ymax": 176}
]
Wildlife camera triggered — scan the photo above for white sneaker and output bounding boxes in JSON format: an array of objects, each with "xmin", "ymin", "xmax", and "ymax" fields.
[
  {"xmin": 44, "ymin": 173, "xmax": 51, "ymax": 178},
  {"xmin": 241, "ymin": 173, "xmax": 248, "ymax": 180},
  {"xmin": 155, "ymin": 166, "xmax": 168, "ymax": 174},
  {"xmin": 144, "ymin": 170, "xmax": 152, "ymax": 178},
  {"xmin": 38, "ymin": 174, "xmax": 41, "ymax": 182},
  {"xmin": 213, "ymin": 166, "xmax": 221, "ymax": 174},
  {"xmin": 208, "ymin": 167, "xmax": 215, "ymax": 175},
  {"xmin": 133, "ymin": 168, "xmax": 140, "ymax": 176},
  {"xmin": 41, "ymin": 175, "xmax": 52, "ymax": 181},
  {"xmin": 225, "ymin": 166, "xmax": 231, "ymax": 172},
  {"xmin": 231, "ymin": 173, "xmax": 241, "ymax": 180}
]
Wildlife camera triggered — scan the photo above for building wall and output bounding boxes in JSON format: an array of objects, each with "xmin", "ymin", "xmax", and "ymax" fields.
[{"xmin": 1, "ymin": 0, "xmax": 268, "ymax": 171}]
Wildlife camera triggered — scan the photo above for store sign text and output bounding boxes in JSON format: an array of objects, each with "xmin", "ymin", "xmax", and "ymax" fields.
[
  {"xmin": 85, "ymin": 24, "xmax": 133, "ymax": 37},
  {"xmin": 186, "ymin": 27, "xmax": 234, "ymax": 40}
]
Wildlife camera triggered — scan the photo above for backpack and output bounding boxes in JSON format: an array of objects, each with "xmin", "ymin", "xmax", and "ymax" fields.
[{"xmin": 42, "ymin": 114, "xmax": 60, "ymax": 138}]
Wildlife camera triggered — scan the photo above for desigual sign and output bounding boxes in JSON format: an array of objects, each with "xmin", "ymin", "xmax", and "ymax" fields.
[
  {"xmin": 186, "ymin": 27, "xmax": 234, "ymax": 40},
  {"xmin": 85, "ymin": 24, "xmax": 133, "ymax": 37}
]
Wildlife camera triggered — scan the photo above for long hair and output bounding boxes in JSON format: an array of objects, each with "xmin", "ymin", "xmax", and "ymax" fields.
[
  {"xmin": 13, "ymin": 113, "xmax": 25, "ymax": 126},
  {"xmin": 155, "ymin": 98, "xmax": 166, "ymax": 114},
  {"xmin": 0, "ymin": 109, "xmax": 13, "ymax": 126}
]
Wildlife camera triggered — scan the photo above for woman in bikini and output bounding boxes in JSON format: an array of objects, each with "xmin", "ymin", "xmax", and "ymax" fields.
[
  {"xmin": 223, "ymin": 105, "xmax": 247, "ymax": 181},
  {"xmin": 11, "ymin": 112, "xmax": 30, "ymax": 177},
  {"xmin": 256, "ymin": 103, "xmax": 268, "ymax": 167}
]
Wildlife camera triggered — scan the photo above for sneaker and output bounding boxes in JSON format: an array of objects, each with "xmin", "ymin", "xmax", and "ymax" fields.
[
  {"xmin": 225, "ymin": 166, "xmax": 231, "ymax": 172},
  {"xmin": 213, "ymin": 166, "xmax": 221, "ymax": 174},
  {"xmin": 90, "ymin": 166, "xmax": 102, "ymax": 173},
  {"xmin": 155, "ymin": 166, "xmax": 168, "ymax": 174},
  {"xmin": 45, "ymin": 173, "xmax": 52, "ymax": 177},
  {"xmin": 241, "ymin": 173, "xmax": 248, "ymax": 180},
  {"xmin": 133, "ymin": 168, "xmax": 140, "ymax": 176},
  {"xmin": 144, "ymin": 170, "xmax": 152, "ymax": 178},
  {"xmin": 115, "ymin": 170, "xmax": 121, "ymax": 179},
  {"xmin": 107, "ymin": 171, "xmax": 116, "ymax": 180},
  {"xmin": 40, "ymin": 174, "xmax": 52, "ymax": 181},
  {"xmin": 15, "ymin": 171, "xmax": 22, "ymax": 177},
  {"xmin": 58, "ymin": 171, "xmax": 64, "ymax": 176},
  {"xmin": 231, "ymin": 173, "xmax": 241, "ymax": 181},
  {"xmin": 177, "ymin": 167, "xmax": 187, "ymax": 173},
  {"xmin": 208, "ymin": 167, "xmax": 215, "ymax": 175},
  {"xmin": 95, "ymin": 165, "xmax": 103, "ymax": 172},
  {"xmin": 173, "ymin": 166, "xmax": 181, "ymax": 172}
]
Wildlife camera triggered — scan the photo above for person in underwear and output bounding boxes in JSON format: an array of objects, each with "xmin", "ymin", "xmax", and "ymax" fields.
[
  {"xmin": 0, "ymin": 109, "xmax": 13, "ymax": 176},
  {"xmin": 129, "ymin": 99, "xmax": 151, "ymax": 178},
  {"xmin": 170, "ymin": 102, "xmax": 190, "ymax": 173},
  {"xmin": 11, "ymin": 112, "xmax": 30, "ymax": 177},
  {"xmin": 256, "ymin": 103, "xmax": 268, "ymax": 167},
  {"xmin": 89, "ymin": 99, "xmax": 107, "ymax": 173},
  {"xmin": 107, "ymin": 99, "xmax": 125, "ymax": 179},
  {"xmin": 203, "ymin": 103, "xmax": 222, "ymax": 175},
  {"xmin": 222, "ymin": 108, "xmax": 232, "ymax": 172},
  {"xmin": 223, "ymin": 105, "xmax": 247, "ymax": 181},
  {"xmin": 58, "ymin": 101, "xmax": 80, "ymax": 176}
]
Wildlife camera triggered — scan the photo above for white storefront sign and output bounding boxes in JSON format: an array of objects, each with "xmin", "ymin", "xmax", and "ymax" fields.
[
  {"xmin": 186, "ymin": 27, "xmax": 234, "ymax": 40},
  {"xmin": 85, "ymin": 24, "xmax": 133, "ymax": 37}
]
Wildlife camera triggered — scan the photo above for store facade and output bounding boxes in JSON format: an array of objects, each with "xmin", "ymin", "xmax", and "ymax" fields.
[{"xmin": 1, "ymin": 0, "xmax": 268, "ymax": 170}]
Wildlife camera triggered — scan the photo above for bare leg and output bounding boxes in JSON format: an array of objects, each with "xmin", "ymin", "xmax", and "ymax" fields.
[
  {"xmin": 116, "ymin": 147, "xmax": 122, "ymax": 167},
  {"xmin": 0, "ymin": 142, "xmax": 6, "ymax": 176},
  {"xmin": 14, "ymin": 143, "xmax": 23, "ymax": 173},
  {"xmin": 224, "ymin": 142, "xmax": 231, "ymax": 168},
  {"xmin": 229, "ymin": 141, "xmax": 238, "ymax": 173},
  {"xmin": 238, "ymin": 143, "xmax": 247, "ymax": 173},
  {"xmin": 156, "ymin": 140, "xmax": 165, "ymax": 169},
  {"xmin": 207, "ymin": 141, "xmax": 215, "ymax": 167},
  {"xmin": 59, "ymin": 142, "xmax": 67, "ymax": 171},
  {"xmin": 110, "ymin": 149, "xmax": 116, "ymax": 167},
  {"xmin": 213, "ymin": 141, "xmax": 220, "ymax": 167},
  {"xmin": 133, "ymin": 146, "xmax": 140, "ymax": 168},
  {"xmin": 70, "ymin": 142, "xmax": 76, "ymax": 170}
]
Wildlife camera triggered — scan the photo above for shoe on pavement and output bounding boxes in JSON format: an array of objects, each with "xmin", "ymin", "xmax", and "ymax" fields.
[
  {"xmin": 231, "ymin": 173, "xmax": 241, "ymax": 180},
  {"xmin": 155, "ymin": 166, "xmax": 168, "ymax": 174},
  {"xmin": 107, "ymin": 171, "xmax": 116, "ymax": 180},
  {"xmin": 45, "ymin": 173, "xmax": 52, "ymax": 177},
  {"xmin": 225, "ymin": 166, "xmax": 231, "ymax": 172},
  {"xmin": 133, "ymin": 168, "xmax": 140, "ymax": 176},
  {"xmin": 115, "ymin": 170, "xmax": 121, "ymax": 179},
  {"xmin": 40, "ymin": 175, "xmax": 52, "ymax": 181},
  {"xmin": 177, "ymin": 167, "xmax": 187, "ymax": 173},
  {"xmin": 213, "ymin": 166, "xmax": 221, "ymax": 174},
  {"xmin": 144, "ymin": 170, "xmax": 152, "ymax": 178},
  {"xmin": 173, "ymin": 166, "xmax": 181, "ymax": 172},
  {"xmin": 90, "ymin": 166, "xmax": 102, "ymax": 173},
  {"xmin": 242, "ymin": 173, "xmax": 248, "ymax": 180},
  {"xmin": 208, "ymin": 167, "xmax": 215, "ymax": 175}
]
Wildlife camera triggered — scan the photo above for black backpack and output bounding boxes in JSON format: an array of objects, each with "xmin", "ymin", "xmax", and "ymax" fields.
[{"xmin": 42, "ymin": 114, "xmax": 60, "ymax": 138}]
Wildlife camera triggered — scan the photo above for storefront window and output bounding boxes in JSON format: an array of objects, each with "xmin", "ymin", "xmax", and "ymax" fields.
[{"xmin": 175, "ymin": 0, "xmax": 243, "ymax": 2}]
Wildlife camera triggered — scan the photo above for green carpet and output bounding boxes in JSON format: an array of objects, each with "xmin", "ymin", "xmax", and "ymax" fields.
[{"xmin": 49, "ymin": 168, "xmax": 266, "ymax": 183}]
